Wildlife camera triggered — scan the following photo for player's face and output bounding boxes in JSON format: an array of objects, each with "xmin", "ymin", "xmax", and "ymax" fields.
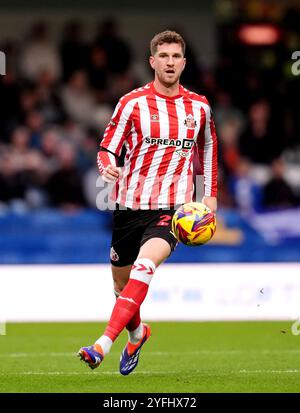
[{"xmin": 149, "ymin": 43, "xmax": 186, "ymax": 87}]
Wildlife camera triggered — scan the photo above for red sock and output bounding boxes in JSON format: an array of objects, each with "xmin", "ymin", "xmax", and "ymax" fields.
[
  {"xmin": 114, "ymin": 288, "xmax": 141, "ymax": 331},
  {"xmin": 126, "ymin": 309, "xmax": 141, "ymax": 332},
  {"xmin": 104, "ymin": 258, "xmax": 155, "ymax": 341}
]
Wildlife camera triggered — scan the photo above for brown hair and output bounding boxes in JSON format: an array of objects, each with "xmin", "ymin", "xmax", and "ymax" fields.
[{"xmin": 150, "ymin": 30, "xmax": 185, "ymax": 56}]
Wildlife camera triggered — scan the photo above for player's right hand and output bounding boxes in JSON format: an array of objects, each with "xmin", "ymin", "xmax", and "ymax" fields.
[{"xmin": 102, "ymin": 165, "xmax": 121, "ymax": 183}]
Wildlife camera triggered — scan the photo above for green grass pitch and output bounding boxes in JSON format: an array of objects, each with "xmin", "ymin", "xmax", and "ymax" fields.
[{"xmin": 0, "ymin": 321, "xmax": 299, "ymax": 393}]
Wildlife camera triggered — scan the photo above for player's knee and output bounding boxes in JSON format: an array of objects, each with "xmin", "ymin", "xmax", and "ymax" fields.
[{"xmin": 138, "ymin": 238, "xmax": 171, "ymax": 267}]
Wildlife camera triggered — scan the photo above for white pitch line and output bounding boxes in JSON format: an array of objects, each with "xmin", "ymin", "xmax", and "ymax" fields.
[
  {"xmin": 1, "ymin": 349, "xmax": 300, "ymax": 358},
  {"xmin": 0, "ymin": 371, "xmax": 170, "ymax": 376},
  {"xmin": 0, "ymin": 370, "xmax": 299, "ymax": 376},
  {"xmin": 239, "ymin": 369, "xmax": 300, "ymax": 374},
  {"xmin": 0, "ymin": 352, "xmax": 72, "ymax": 358},
  {"xmin": 148, "ymin": 350, "xmax": 300, "ymax": 355}
]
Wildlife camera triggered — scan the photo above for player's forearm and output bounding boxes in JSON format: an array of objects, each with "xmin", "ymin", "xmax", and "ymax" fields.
[
  {"xmin": 198, "ymin": 143, "xmax": 218, "ymax": 201},
  {"xmin": 203, "ymin": 149, "xmax": 218, "ymax": 198},
  {"xmin": 97, "ymin": 148, "xmax": 116, "ymax": 173},
  {"xmin": 196, "ymin": 105, "xmax": 218, "ymax": 200},
  {"xmin": 97, "ymin": 148, "xmax": 120, "ymax": 183},
  {"xmin": 203, "ymin": 115, "xmax": 218, "ymax": 199}
]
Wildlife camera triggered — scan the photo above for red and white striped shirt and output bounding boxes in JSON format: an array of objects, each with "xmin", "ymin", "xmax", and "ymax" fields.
[{"xmin": 97, "ymin": 82, "xmax": 217, "ymax": 209}]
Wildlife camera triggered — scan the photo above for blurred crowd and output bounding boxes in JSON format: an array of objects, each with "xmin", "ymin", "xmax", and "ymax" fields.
[
  {"xmin": 0, "ymin": 14, "xmax": 299, "ymax": 213},
  {"xmin": 0, "ymin": 19, "xmax": 139, "ymax": 212}
]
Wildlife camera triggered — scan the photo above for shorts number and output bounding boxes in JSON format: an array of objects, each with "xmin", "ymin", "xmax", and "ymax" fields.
[{"xmin": 157, "ymin": 214, "xmax": 172, "ymax": 227}]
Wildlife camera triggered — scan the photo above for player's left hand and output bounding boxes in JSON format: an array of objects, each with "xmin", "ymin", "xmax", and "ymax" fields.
[
  {"xmin": 201, "ymin": 196, "xmax": 217, "ymax": 214},
  {"xmin": 102, "ymin": 165, "xmax": 121, "ymax": 183}
]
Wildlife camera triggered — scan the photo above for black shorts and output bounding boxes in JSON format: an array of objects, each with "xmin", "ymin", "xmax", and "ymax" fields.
[{"xmin": 110, "ymin": 205, "xmax": 178, "ymax": 267}]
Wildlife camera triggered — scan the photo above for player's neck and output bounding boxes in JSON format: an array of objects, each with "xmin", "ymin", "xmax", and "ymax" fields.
[{"xmin": 153, "ymin": 79, "xmax": 180, "ymax": 98}]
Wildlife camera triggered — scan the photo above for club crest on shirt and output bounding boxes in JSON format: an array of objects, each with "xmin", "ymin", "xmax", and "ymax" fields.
[
  {"xmin": 151, "ymin": 114, "xmax": 159, "ymax": 122},
  {"xmin": 110, "ymin": 246, "xmax": 119, "ymax": 261},
  {"xmin": 184, "ymin": 114, "xmax": 197, "ymax": 129}
]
